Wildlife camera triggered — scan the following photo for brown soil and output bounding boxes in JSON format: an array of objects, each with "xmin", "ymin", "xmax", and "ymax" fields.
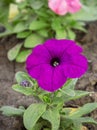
[{"xmin": 0, "ymin": 22, "xmax": 97, "ymax": 130}]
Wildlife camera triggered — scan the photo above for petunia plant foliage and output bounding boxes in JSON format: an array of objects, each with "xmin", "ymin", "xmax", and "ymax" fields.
[
  {"xmin": 0, "ymin": 0, "xmax": 97, "ymax": 63},
  {"xmin": 1, "ymin": 39, "xmax": 97, "ymax": 130}
]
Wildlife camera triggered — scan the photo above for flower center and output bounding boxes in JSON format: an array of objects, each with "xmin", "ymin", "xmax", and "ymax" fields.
[{"xmin": 50, "ymin": 57, "xmax": 60, "ymax": 67}]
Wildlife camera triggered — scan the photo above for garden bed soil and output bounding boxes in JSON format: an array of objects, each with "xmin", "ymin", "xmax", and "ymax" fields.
[{"xmin": 0, "ymin": 21, "xmax": 97, "ymax": 130}]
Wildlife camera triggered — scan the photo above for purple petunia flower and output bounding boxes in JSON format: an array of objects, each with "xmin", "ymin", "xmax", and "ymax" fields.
[{"xmin": 26, "ymin": 39, "xmax": 88, "ymax": 92}]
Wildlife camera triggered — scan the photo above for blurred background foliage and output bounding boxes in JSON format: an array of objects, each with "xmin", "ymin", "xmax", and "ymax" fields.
[{"xmin": 0, "ymin": 0, "xmax": 97, "ymax": 63}]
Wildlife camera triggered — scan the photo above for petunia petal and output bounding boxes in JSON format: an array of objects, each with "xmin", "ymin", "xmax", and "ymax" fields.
[
  {"xmin": 26, "ymin": 45, "xmax": 51, "ymax": 69},
  {"xmin": 67, "ymin": 0, "xmax": 82, "ymax": 13},
  {"xmin": 52, "ymin": 66, "xmax": 67, "ymax": 91},
  {"xmin": 44, "ymin": 39, "xmax": 69, "ymax": 57},
  {"xmin": 27, "ymin": 63, "xmax": 53, "ymax": 91},
  {"xmin": 48, "ymin": 0, "xmax": 81, "ymax": 15},
  {"xmin": 48, "ymin": 0, "xmax": 68, "ymax": 15},
  {"xmin": 62, "ymin": 54, "xmax": 88, "ymax": 78},
  {"xmin": 27, "ymin": 63, "xmax": 67, "ymax": 92},
  {"xmin": 65, "ymin": 42, "xmax": 83, "ymax": 54},
  {"xmin": 36, "ymin": 64, "xmax": 53, "ymax": 92},
  {"xmin": 38, "ymin": 65, "xmax": 67, "ymax": 92},
  {"xmin": 27, "ymin": 64, "xmax": 43, "ymax": 80},
  {"xmin": 44, "ymin": 39, "xmax": 82, "ymax": 57}
]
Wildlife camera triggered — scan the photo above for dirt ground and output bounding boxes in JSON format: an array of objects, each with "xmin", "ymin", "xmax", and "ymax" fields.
[{"xmin": 0, "ymin": 21, "xmax": 97, "ymax": 130}]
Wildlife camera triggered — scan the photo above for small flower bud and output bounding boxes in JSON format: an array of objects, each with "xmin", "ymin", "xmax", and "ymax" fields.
[{"xmin": 20, "ymin": 80, "xmax": 32, "ymax": 87}]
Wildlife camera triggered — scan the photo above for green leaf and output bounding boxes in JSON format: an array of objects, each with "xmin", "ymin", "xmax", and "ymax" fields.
[
  {"xmin": 24, "ymin": 33, "xmax": 44, "ymax": 48},
  {"xmin": 15, "ymin": 71, "xmax": 34, "ymax": 86},
  {"xmin": 69, "ymin": 103, "xmax": 97, "ymax": 118},
  {"xmin": 73, "ymin": 120, "xmax": 82, "ymax": 130},
  {"xmin": 72, "ymin": 22, "xmax": 87, "ymax": 32},
  {"xmin": 81, "ymin": 0, "xmax": 97, "ymax": 6},
  {"xmin": 55, "ymin": 29, "xmax": 67, "ymax": 39},
  {"xmin": 23, "ymin": 103, "xmax": 47, "ymax": 130},
  {"xmin": 30, "ymin": 1, "xmax": 44, "ymax": 10},
  {"xmin": 29, "ymin": 21, "xmax": 48, "ymax": 30},
  {"xmin": 73, "ymin": 25, "xmax": 87, "ymax": 32},
  {"xmin": 7, "ymin": 43, "xmax": 22, "ymax": 61},
  {"xmin": 42, "ymin": 95, "xmax": 51, "ymax": 104},
  {"xmin": 43, "ymin": 128, "xmax": 51, "ymax": 130},
  {"xmin": 0, "ymin": 23, "xmax": 13, "ymax": 38},
  {"xmin": 61, "ymin": 107, "xmax": 75, "ymax": 115},
  {"xmin": 62, "ymin": 79, "xmax": 78, "ymax": 90},
  {"xmin": 0, "ymin": 30, "xmax": 13, "ymax": 38},
  {"xmin": 51, "ymin": 18, "xmax": 62, "ymax": 30},
  {"xmin": 51, "ymin": 18, "xmax": 68, "ymax": 38},
  {"xmin": 51, "ymin": 97, "xmax": 64, "ymax": 107},
  {"xmin": 77, "ymin": 117, "xmax": 97, "ymax": 125},
  {"xmin": 37, "ymin": 29, "xmax": 48, "ymax": 37},
  {"xmin": 31, "ymin": 120, "xmax": 50, "ymax": 130},
  {"xmin": 18, "ymin": 1, "xmax": 27, "ymax": 9},
  {"xmin": 12, "ymin": 84, "xmax": 33, "ymax": 96},
  {"xmin": 67, "ymin": 29, "xmax": 76, "ymax": 40},
  {"xmin": 73, "ymin": 5, "xmax": 97, "ymax": 21},
  {"xmin": 37, "ymin": 90, "xmax": 51, "ymax": 103},
  {"xmin": 60, "ymin": 116, "xmax": 82, "ymax": 130},
  {"xmin": 0, "ymin": 106, "xmax": 25, "ymax": 116},
  {"xmin": 42, "ymin": 108, "xmax": 60, "ymax": 130},
  {"xmin": 31, "ymin": 122, "xmax": 43, "ymax": 130},
  {"xmin": 16, "ymin": 49, "xmax": 32, "ymax": 63},
  {"xmin": 59, "ymin": 88, "xmax": 75, "ymax": 97},
  {"xmin": 35, "ymin": 9, "xmax": 49, "ymax": 18},
  {"xmin": 63, "ymin": 117, "xmax": 97, "ymax": 129},
  {"xmin": 17, "ymin": 31, "xmax": 31, "ymax": 39},
  {"xmin": 0, "ymin": 0, "xmax": 10, "ymax": 24},
  {"xmin": 63, "ymin": 90, "xmax": 91, "ymax": 102},
  {"xmin": 70, "ymin": 90, "xmax": 91, "ymax": 100},
  {"xmin": 13, "ymin": 22, "xmax": 27, "ymax": 33}
]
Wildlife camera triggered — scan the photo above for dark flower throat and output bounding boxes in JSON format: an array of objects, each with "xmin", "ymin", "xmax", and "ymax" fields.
[{"xmin": 50, "ymin": 57, "xmax": 60, "ymax": 67}]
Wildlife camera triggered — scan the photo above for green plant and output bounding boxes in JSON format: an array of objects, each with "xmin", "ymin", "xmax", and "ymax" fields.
[
  {"xmin": 0, "ymin": 71, "xmax": 97, "ymax": 130},
  {"xmin": 0, "ymin": 0, "xmax": 97, "ymax": 63}
]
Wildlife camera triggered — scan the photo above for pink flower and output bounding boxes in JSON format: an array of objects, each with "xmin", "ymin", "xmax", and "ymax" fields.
[
  {"xmin": 48, "ymin": 0, "xmax": 82, "ymax": 15},
  {"xmin": 26, "ymin": 39, "xmax": 88, "ymax": 92}
]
